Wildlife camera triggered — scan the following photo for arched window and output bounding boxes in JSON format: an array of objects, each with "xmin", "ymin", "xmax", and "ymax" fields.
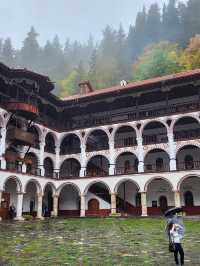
[
  {"xmin": 184, "ymin": 191, "xmax": 194, "ymax": 207},
  {"xmin": 184, "ymin": 155, "xmax": 194, "ymax": 170}
]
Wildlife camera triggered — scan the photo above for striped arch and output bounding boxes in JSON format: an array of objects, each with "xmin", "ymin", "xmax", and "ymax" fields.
[
  {"xmin": 83, "ymin": 180, "xmax": 111, "ymax": 195},
  {"xmin": 144, "ymin": 176, "xmax": 174, "ymax": 192},
  {"xmin": 140, "ymin": 119, "xmax": 169, "ymax": 135},
  {"xmin": 56, "ymin": 182, "xmax": 81, "ymax": 196},
  {"xmin": 24, "ymin": 179, "xmax": 42, "ymax": 194},
  {"xmin": 177, "ymin": 174, "xmax": 200, "ymax": 191},
  {"xmin": 143, "ymin": 146, "xmax": 170, "ymax": 159},
  {"xmin": 43, "ymin": 182, "xmax": 56, "ymax": 196},
  {"xmin": 85, "ymin": 153, "xmax": 110, "ymax": 166},
  {"xmin": 114, "ymin": 151, "xmax": 139, "ymax": 165},
  {"xmin": 171, "ymin": 114, "xmax": 200, "ymax": 132},
  {"xmin": 84, "ymin": 127, "xmax": 110, "ymax": 144},
  {"xmin": 3, "ymin": 176, "xmax": 23, "ymax": 193},
  {"xmin": 59, "ymin": 132, "xmax": 82, "ymax": 148},
  {"xmin": 175, "ymin": 142, "xmax": 200, "ymax": 156},
  {"xmin": 114, "ymin": 178, "xmax": 140, "ymax": 193}
]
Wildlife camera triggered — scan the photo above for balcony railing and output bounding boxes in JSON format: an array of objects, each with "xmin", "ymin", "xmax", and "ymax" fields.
[
  {"xmin": 144, "ymin": 164, "xmax": 170, "ymax": 173},
  {"xmin": 177, "ymin": 161, "xmax": 200, "ymax": 171},
  {"xmin": 115, "ymin": 167, "xmax": 138, "ymax": 175},
  {"xmin": 61, "ymin": 101, "xmax": 200, "ymax": 131},
  {"xmin": 59, "ymin": 171, "xmax": 80, "ymax": 179},
  {"xmin": 86, "ymin": 169, "xmax": 108, "ymax": 177},
  {"xmin": 115, "ymin": 137, "xmax": 137, "ymax": 148},
  {"xmin": 175, "ymin": 129, "xmax": 200, "ymax": 142}
]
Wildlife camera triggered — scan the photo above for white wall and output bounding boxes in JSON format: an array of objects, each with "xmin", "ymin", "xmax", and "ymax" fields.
[
  {"xmin": 85, "ymin": 192, "xmax": 110, "ymax": 210},
  {"xmin": 147, "ymin": 179, "xmax": 174, "ymax": 207},
  {"xmin": 180, "ymin": 177, "xmax": 200, "ymax": 206}
]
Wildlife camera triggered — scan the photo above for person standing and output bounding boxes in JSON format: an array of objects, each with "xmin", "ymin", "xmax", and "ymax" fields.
[{"xmin": 170, "ymin": 223, "xmax": 184, "ymax": 266}]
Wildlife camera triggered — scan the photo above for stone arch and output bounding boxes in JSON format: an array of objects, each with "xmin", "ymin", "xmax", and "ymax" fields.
[
  {"xmin": 171, "ymin": 115, "xmax": 200, "ymax": 132},
  {"xmin": 59, "ymin": 132, "xmax": 81, "ymax": 147},
  {"xmin": 86, "ymin": 155, "xmax": 110, "ymax": 177},
  {"xmin": 142, "ymin": 120, "xmax": 168, "ymax": 145},
  {"xmin": 144, "ymin": 176, "xmax": 174, "ymax": 192},
  {"xmin": 140, "ymin": 119, "xmax": 168, "ymax": 135},
  {"xmin": 114, "ymin": 125, "xmax": 137, "ymax": 148},
  {"xmin": 85, "ymin": 127, "xmax": 110, "ymax": 142},
  {"xmin": 60, "ymin": 133, "xmax": 81, "ymax": 155},
  {"xmin": 44, "ymin": 157, "xmax": 54, "ymax": 178},
  {"xmin": 144, "ymin": 149, "xmax": 170, "ymax": 173},
  {"xmin": 85, "ymin": 129, "xmax": 109, "ymax": 152},
  {"xmin": 60, "ymin": 158, "xmax": 81, "ymax": 178},
  {"xmin": 44, "ymin": 132, "xmax": 56, "ymax": 154},
  {"xmin": 176, "ymin": 145, "xmax": 200, "ymax": 170},
  {"xmin": 57, "ymin": 182, "xmax": 81, "ymax": 197},
  {"xmin": 145, "ymin": 176, "xmax": 174, "ymax": 215},
  {"xmin": 84, "ymin": 180, "xmax": 111, "ymax": 195},
  {"xmin": 3, "ymin": 176, "xmax": 23, "ymax": 193},
  {"xmin": 177, "ymin": 174, "xmax": 200, "ymax": 191},
  {"xmin": 24, "ymin": 179, "xmax": 42, "ymax": 194},
  {"xmin": 115, "ymin": 152, "xmax": 139, "ymax": 175},
  {"xmin": 114, "ymin": 178, "xmax": 140, "ymax": 194},
  {"xmin": 43, "ymin": 182, "xmax": 56, "ymax": 196},
  {"xmin": 58, "ymin": 182, "xmax": 81, "ymax": 217}
]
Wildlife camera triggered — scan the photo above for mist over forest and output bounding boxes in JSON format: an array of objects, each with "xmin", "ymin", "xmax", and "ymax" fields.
[{"xmin": 0, "ymin": 0, "xmax": 200, "ymax": 97}]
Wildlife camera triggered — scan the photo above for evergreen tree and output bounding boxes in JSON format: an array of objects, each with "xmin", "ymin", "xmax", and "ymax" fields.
[
  {"xmin": 20, "ymin": 26, "xmax": 40, "ymax": 70},
  {"xmin": 88, "ymin": 48, "xmax": 98, "ymax": 88},
  {"xmin": 2, "ymin": 38, "xmax": 15, "ymax": 67},
  {"xmin": 180, "ymin": 0, "xmax": 200, "ymax": 45},
  {"xmin": 145, "ymin": 3, "xmax": 161, "ymax": 45},
  {"xmin": 162, "ymin": 0, "xmax": 180, "ymax": 42}
]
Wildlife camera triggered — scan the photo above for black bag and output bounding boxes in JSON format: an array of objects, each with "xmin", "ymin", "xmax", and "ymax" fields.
[{"xmin": 169, "ymin": 242, "xmax": 175, "ymax": 252}]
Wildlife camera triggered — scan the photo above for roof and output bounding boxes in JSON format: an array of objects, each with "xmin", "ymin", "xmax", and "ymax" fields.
[
  {"xmin": 61, "ymin": 69, "xmax": 200, "ymax": 102},
  {"xmin": 0, "ymin": 62, "xmax": 54, "ymax": 93}
]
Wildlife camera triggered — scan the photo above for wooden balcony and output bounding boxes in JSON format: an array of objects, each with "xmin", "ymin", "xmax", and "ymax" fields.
[
  {"xmin": 7, "ymin": 127, "xmax": 36, "ymax": 146},
  {"xmin": 7, "ymin": 99, "xmax": 39, "ymax": 120}
]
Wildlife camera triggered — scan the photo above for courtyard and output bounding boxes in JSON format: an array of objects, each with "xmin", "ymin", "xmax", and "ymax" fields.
[{"xmin": 0, "ymin": 218, "xmax": 200, "ymax": 266}]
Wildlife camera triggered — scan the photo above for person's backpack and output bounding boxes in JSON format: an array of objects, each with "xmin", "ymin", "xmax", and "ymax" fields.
[{"xmin": 169, "ymin": 241, "xmax": 175, "ymax": 252}]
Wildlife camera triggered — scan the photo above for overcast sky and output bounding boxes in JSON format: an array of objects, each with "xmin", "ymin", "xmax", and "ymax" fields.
[{"xmin": 0, "ymin": 0, "xmax": 186, "ymax": 48}]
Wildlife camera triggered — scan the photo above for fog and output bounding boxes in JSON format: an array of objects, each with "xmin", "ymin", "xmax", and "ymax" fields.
[{"xmin": 1, "ymin": 0, "xmax": 174, "ymax": 47}]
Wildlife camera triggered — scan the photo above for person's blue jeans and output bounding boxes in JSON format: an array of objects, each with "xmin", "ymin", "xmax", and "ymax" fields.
[{"xmin": 174, "ymin": 243, "xmax": 184, "ymax": 265}]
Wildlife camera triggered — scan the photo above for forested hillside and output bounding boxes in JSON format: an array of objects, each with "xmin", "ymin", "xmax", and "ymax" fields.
[{"xmin": 1, "ymin": 0, "xmax": 200, "ymax": 97}]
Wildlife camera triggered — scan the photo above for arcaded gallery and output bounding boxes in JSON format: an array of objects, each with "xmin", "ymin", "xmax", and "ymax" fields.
[{"xmin": 0, "ymin": 62, "xmax": 200, "ymax": 220}]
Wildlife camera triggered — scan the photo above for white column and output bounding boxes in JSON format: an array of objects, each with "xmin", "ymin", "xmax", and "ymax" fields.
[
  {"xmin": 137, "ymin": 137, "xmax": 144, "ymax": 173},
  {"xmin": 80, "ymin": 143, "xmax": 86, "ymax": 177},
  {"xmin": 0, "ymin": 127, "xmax": 7, "ymax": 169},
  {"xmin": 141, "ymin": 192, "xmax": 148, "ymax": 217},
  {"xmin": 0, "ymin": 190, "xmax": 2, "ymax": 221},
  {"xmin": 37, "ymin": 193, "xmax": 44, "ymax": 219},
  {"xmin": 80, "ymin": 194, "xmax": 86, "ymax": 217},
  {"xmin": 109, "ymin": 138, "xmax": 115, "ymax": 175},
  {"xmin": 174, "ymin": 191, "xmax": 181, "ymax": 208},
  {"xmin": 168, "ymin": 132, "xmax": 177, "ymax": 171},
  {"xmin": 54, "ymin": 146, "xmax": 60, "ymax": 178},
  {"xmin": 22, "ymin": 164, "xmax": 27, "ymax": 173},
  {"xmin": 39, "ymin": 141, "xmax": 45, "ymax": 176},
  {"xmin": 111, "ymin": 193, "xmax": 117, "ymax": 214},
  {"xmin": 15, "ymin": 193, "xmax": 24, "ymax": 220},
  {"xmin": 52, "ymin": 195, "xmax": 59, "ymax": 217}
]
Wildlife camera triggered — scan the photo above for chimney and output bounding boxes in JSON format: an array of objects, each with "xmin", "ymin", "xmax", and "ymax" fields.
[{"xmin": 79, "ymin": 80, "xmax": 93, "ymax": 95}]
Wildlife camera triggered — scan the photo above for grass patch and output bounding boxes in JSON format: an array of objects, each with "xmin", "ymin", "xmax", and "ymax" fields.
[{"xmin": 0, "ymin": 218, "xmax": 200, "ymax": 265}]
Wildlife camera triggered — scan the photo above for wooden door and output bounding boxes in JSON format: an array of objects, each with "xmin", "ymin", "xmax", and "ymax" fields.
[
  {"xmin": 88, "ymin": 199, "xmax": 99, "ymax": 211},
  {"xmin": 159, "ymin": 196, "xmax": 168, "ymax": 213},
  {"xmin": 0, "ymin": 192, "xmax": 10, "ymax": 219}
]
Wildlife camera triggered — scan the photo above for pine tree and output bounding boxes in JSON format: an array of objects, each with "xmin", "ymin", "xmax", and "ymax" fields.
[
  {"xmin": 162, "ymin": 0, "xmax": 180, "ymax": 42},
  {"xmin": 2, "ymin": 38, "xmax": 15, "ymax": 67},
  {"xmin": 20, "ymin": 26, "xmax": 40, "ymax": 70},
  {"xmin": 145, "ymin": 3, "xmax": 161, "ymax": 45}
]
